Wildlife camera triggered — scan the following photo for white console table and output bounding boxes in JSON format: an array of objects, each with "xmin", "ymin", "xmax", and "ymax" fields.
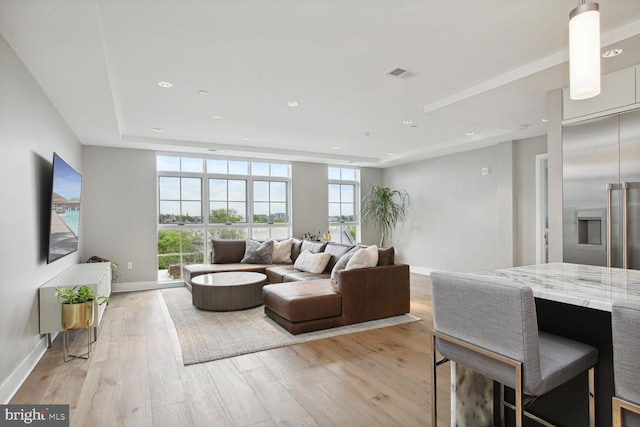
[{"xmin": 39, "ymin": 262, "xmax": 112, "ymax": 346}]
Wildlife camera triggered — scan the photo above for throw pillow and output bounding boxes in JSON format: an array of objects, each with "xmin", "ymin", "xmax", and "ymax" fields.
[
  {"xmin": 330, "ymin": 248, "xmax": 359, "ymax": 283},
  {"xmin": 293, "ymin": 249, "xmax": 332, "ymax": 274},
  {"xmin": 271, "ymin": 238, "xmax": 293, "ymax": 264},
  {"xmin": 301, "ymin": 240, "xmax": 327, "ymax": 254},
  {"xmin": 346, "ymin": 245, "xmax": 379, "ymax": 270},
  {"xmin": 323, "ymin": 242, "xmax": 355, "ymax": 272},
  {"xmin": 211, "ymin": 239, "xmax": 246, "ymax": 264},
  {"xmin": 377, "ymin": 246, "xmax": 395, "ymax": 266},
  {"xmin": 241, "ymin": 239, "xmax": 274, "ymax": 264},
  {"xmin": 290, "ymin": 238, "xmax": 303, "ymax": 263}
]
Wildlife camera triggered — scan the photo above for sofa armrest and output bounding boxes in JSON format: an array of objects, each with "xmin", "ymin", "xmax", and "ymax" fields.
[{"xmin": 337, "ymin": 264, "xmax": 410, "ymax": 324}]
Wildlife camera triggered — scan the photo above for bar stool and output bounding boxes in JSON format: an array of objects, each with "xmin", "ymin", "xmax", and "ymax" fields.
[
  {"xmin": 429, "ymin": 271, "xmax": 598, "ymax": 427},
  {"xmin": 612, "ymin": 300, "xmax": 640, "ymax": 427}
]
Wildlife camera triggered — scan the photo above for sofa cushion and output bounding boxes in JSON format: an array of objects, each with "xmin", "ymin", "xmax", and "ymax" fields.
[
  {"xmin": 377, "ymin": 246, "xmax": 395, "ymax": 266},
  {"xmin": 211, "ymin": 240, "xmax": 246, "ymax": 264},
  {"xmin": 283, "ymin": 270, "xmax": 331, "ymax": 282},
  {"xmin": 241, "ymin": 239, "xmax": 274, "ymax": 264},
  {"xmin": 346, "ymin": 245, "xmax": 379, "ymax": 270},
  {"xmin": 301, "ymin": 240, "xmax": 327, "ymax": 254},
  {"xmin": 323, "ymin": 242, "xmax": 355, "ymax": 272},
  {"xmin": 265, "ymin": 265, "xmax": 299, "ymax": 283},
  {"xmin": 293, "ymin": 250, "xmax": 331, "ymax": 274},
  {"xmin": 271, "ymin": 238, "xmax": 293, "ymax": 264},
  {"xmin": 263, "ymin": 281, "xmax": 341, "ymax": 323}
]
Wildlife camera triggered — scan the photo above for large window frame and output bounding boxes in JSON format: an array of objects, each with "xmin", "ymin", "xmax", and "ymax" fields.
[
  {"xmin": 157, "ymin": 155, "xmax": 291, "ymax": 281},
  {"xmin": 328, "ymin": 166, "xmax": 360, "ymax": 245}
]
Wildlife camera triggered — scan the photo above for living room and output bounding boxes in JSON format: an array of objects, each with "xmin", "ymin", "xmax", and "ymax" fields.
[{"xmin": 2, "ymin": 1, "xmax": 640, "ymax": 426}]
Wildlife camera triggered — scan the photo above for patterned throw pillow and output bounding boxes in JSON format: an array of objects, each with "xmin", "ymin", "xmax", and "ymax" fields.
[{"xmin": 240, "ymin": 239, "xmax": 274, "ymax": 264}]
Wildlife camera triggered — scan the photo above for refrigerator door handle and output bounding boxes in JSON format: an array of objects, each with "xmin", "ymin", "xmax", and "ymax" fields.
[
  {"xmin": 608, "ymin": 183, "xmax": 614, "ymax": 267},
  {"xmin": 623, "ymin": 182, "xmax": 629, "ymax": 269}
]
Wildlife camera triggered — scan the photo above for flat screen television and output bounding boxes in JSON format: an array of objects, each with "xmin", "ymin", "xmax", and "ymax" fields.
[{"xmin": 47, "ymin": 153, "xmax": 82, "ymax": 263}]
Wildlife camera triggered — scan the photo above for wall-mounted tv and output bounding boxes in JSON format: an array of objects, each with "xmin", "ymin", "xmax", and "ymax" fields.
[{"xmin": 47, "ymin": 153, "xmax": 82, "ymax": 263}]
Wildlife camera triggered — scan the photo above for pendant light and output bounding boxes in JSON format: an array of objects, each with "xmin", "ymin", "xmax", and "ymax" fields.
[{"xmin": 569, "ymin": 1, "xmax": 601, "ymax": 100}]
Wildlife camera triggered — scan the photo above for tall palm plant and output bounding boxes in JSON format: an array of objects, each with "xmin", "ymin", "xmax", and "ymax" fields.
[{"xmin": 361, "ymin": 186, "xmax": 409, "ymax": 247}]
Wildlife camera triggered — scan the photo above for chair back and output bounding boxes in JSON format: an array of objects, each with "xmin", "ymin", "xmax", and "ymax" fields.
[
  {"xmin": 431, "ymin": 271, "xmax": 542, "ymax": 394},
  {"xmin": 612, "ymin": 300, "xmax": 640, "ymax": 410}
]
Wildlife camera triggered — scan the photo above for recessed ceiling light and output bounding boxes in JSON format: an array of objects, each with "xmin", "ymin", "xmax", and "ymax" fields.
[
  {"xmin": 198, "ymin": 90, "xmax": 208, "ymax": 95},
  {"xmin": 286, "ymin": 101, "xmax": 299, "ymax": 107},
  {"xmin": 602, "ymin": 48, "xmax": 623, "ymax": 58},
  {"xmin": 542, "ymin": 118, "xmax": 548, "ymax": 123},
  {"xmin": 331, "ymin": 146, "xmax": 340, "ymax": 150},
  {"xmin": 212, "ymin": 115, "xmax": 223, "ymax": 120},
  {"xmin": 242, "ymin": 137, "xmax": 251, "ymax": 141},
  {"xmin": 402, "ymin": 120, "xmax": 413, "ymax": 125},
  {"xmin": 152, "ymin": 128, "xmax": 164, "ymax": 133},
  {"xmin": 387, "ymin": 152, "xmax": 395, "ymax": 156},
  {"xmin": 158, "ymin": 81, "xmax": 173, "ymax": 88},
  {"xmin": 465, "ymin": 132, "xmax": 475, "ymax": 136}
]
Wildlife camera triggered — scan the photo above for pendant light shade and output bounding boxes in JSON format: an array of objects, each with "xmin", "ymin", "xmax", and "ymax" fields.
[{"xmin": 569, "ymin": 2, "xmax": 601, "ymax": 100}]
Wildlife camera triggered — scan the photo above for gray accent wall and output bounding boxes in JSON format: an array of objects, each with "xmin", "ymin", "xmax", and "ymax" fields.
[
  {"xmin": 291, "ymin": 162, "xmax": 328, "ymax": 238},
  {"xmin": 82, "ymin": 146, "xmax": 158, "ymax": 283},
  {"xmin": 383, "ymin": 139, "xmax": 545, "ymax": 272},
  {"xmin": 0, "ymin": 35, "xmax": 83, "ymax": 402}
]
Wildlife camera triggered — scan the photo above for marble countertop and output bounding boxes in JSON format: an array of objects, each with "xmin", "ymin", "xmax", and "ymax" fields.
[{"xmin": 479, "ymin": 262, "xmax": 640, "ymax": 312}]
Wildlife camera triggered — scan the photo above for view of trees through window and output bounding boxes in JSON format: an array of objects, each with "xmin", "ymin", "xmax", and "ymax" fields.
[
  {"xmin": 157, "ymin": 155, "xmax": 290, "ymax": 280},
  {"xmin": 328, "ymin": 166, "xmax": 360, "ymax": 244}
]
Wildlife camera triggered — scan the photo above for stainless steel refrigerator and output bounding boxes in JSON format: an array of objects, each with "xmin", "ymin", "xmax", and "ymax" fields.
[{"xmin": 563, "ymin": 109, "xmax": 640, "ymax": 269}]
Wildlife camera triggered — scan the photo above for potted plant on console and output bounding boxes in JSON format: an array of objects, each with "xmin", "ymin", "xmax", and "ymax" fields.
[
  {"xmin": 55, "ymin": 285, "xmax": 108, "ymax": 330},
  {"xmin": 54, "ymin": 285, "xmax": 108, "ymax": 361}
]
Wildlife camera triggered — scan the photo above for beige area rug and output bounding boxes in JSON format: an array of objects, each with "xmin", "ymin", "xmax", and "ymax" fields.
[{"xmin": 162, "ymin": 287, "xmax": 421, "ymax": 366}]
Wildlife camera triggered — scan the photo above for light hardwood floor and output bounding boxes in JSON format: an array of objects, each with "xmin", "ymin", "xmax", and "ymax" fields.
[{"xmin": 12, "ymin": 273, "xmax": 450, "ymax": 426}]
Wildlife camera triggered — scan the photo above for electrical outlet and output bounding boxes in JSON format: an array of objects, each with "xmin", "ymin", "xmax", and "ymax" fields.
[{"xmin": 127, "ymin": 262, "xmax": 133, "ymax": 270}]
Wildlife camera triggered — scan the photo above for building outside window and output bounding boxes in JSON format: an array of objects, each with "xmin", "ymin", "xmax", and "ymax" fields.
[
  {"xmin": 157, "ymin": 155, "xmax": 291, "ymax": 281},
  {"xmin": 328, "ymin": 166, "xmax": 360, "ymax": 245}
]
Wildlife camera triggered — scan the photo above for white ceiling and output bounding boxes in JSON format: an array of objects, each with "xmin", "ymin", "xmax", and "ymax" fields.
[{"xmin": 2, "ymin": 0, "xmax": 640, "ymax": 167}]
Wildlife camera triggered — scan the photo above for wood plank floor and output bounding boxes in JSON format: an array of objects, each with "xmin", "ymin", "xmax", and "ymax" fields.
[{"xmin": 12, "ymin": 273, "xmax": 450, "ymax": 426}]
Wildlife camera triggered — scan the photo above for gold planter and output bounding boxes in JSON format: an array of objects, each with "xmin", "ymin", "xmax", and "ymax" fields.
[{"xmin": 61, "ymin": 302, "xmax": 94, "ymax": 331}]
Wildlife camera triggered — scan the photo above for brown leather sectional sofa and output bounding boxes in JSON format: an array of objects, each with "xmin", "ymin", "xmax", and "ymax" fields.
[{"xmin": 183, "ymin": 238, "xmax": 411, "ymax": 334}]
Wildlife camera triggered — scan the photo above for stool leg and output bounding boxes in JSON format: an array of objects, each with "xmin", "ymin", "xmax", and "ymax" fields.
[
  {"xmin": 431, "ymin": 334, "xmax": 438, "ymax": 426},
  {"xmin": 588, "ymin": 367, "xmax": 595, "ymax": 427}
]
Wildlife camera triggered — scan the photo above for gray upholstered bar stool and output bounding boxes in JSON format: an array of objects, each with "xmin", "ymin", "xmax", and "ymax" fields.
[
  {"xmin": 612, "ymin": 300, "xmax": 640, "ymax": 427},
  {"xmin": 429, "ymin": 271, "xmax": 598, "ymax": 427}
]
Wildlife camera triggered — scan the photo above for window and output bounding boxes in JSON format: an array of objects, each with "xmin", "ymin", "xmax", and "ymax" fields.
[
  {"xmin": 157, "ymin": 155, "xmax": 291, "ymax": 280},
  {"xmin": 328, "ymin": 166, "xmax": 359, "ymax": 245}
]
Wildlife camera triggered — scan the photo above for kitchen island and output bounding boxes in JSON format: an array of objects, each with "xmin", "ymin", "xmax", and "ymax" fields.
[{"xmin": 448, "ymin": 262, "xmax": 640, "ymax": 427}]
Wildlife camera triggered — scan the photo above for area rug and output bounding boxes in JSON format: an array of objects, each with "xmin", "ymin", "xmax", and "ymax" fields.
[{"xmin": 162, "ymin": 287, "xmax": 421, "ymax": 365}]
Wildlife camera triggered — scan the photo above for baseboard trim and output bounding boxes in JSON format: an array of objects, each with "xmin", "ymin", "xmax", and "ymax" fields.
[
  {"xmin": 409, "ymin": 265, "xmax": 435, "ymax": 276},
  {"xmin": 111, "ymin": 280, "xmax": 184, "ymax": 293},
  {"xmin": 0, "ymin": 335, "xmax": 49, "ymax": 404}
]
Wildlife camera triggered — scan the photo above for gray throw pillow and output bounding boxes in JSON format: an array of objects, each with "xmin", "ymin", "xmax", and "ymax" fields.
[
  {"xmin": 330, "ymin": 247, "xmax": 359, "ymax": 283},
  {"xmin": 241, "ymin": 239, "xmax": 274, "ymax": 264}
]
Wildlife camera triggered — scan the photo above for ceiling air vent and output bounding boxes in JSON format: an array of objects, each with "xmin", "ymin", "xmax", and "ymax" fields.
[{"xmin": 386, "ymin": 67, "xmax": 420, "ymax": 80}]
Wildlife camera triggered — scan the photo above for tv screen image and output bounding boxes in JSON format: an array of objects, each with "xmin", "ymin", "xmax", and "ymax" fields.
[{"xmin": 47, "ymin": 153, "xmax": 82, "ymax": 263}]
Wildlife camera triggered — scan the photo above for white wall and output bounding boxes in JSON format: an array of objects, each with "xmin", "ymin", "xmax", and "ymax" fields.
[
  {"xmin": 291, "ymin": 162, "xmax": 328, "ymax": 238},
  {"xmin": 514, "ymin": 135, "xmax": 548, "ymax": 266},
  {"xmin": 0, "ymin": 35, "xmax": 83, "ymax": 402},
  {"xmin": 82, "ymin": 146, "xmax": 158, "ymax": 283},
  {"xmin": 382, "ymin": 139, "xmax": 543, "ymax": 272}
]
